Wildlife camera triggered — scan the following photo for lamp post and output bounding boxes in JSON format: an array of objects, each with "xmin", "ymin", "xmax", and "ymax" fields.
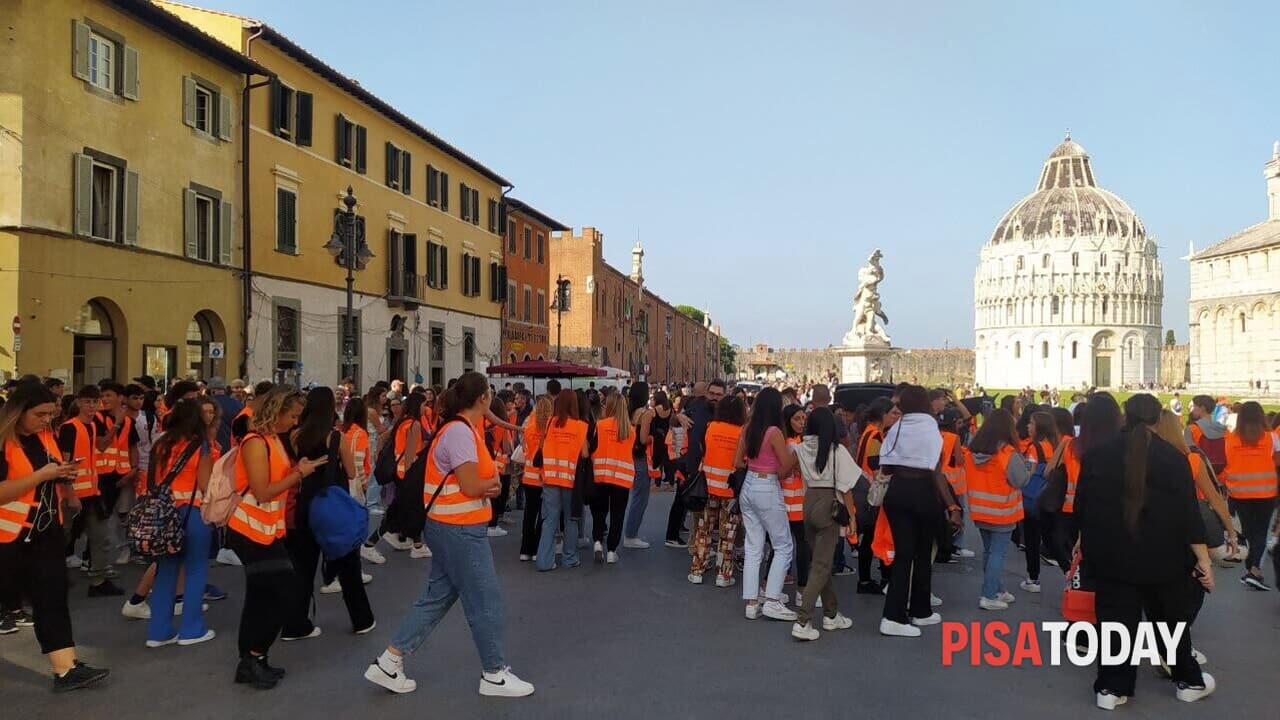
[
  {"xmin": 325, "ymin": 186, "xmax": 373, "ymax": 386},
  {"xmin": 553, "ymin": 275, "xmax": 570, "ymax": 362}
]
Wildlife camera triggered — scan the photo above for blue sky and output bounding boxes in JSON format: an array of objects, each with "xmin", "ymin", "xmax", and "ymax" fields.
[{"xmin": 201, "ymin": 0, "xmax": 1279, "ymax": 349}]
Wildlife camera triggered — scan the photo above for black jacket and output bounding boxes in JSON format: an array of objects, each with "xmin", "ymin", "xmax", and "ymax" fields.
[{"xmin": 1075, "ymin": 430, "xmax": 1205, "ymax": 584}]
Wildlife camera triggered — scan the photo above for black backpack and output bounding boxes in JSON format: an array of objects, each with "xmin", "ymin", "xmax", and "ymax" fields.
[{"xmin": 373, "ymin": 419, "xmax": 413, "ymax": 486}]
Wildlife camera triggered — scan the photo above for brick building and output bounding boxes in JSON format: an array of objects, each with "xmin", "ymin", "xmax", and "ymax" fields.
[
  {"xmin": 500, "ymin": 197, "xmax": 566, "ymax": 362},
  {"xmin": 548, "ymin": 227, "xmax": 719, "ymax": 383}
]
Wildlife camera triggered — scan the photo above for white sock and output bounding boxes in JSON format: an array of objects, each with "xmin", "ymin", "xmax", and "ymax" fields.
[{"xmin": 378, "ymin": 650, "xmax": 403, "ymax": 673}]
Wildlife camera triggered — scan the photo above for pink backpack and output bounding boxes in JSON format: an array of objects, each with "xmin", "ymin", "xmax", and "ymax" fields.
[{"xmin": 200, "ymin": 446, "xmax": 243, "ymax": 527}]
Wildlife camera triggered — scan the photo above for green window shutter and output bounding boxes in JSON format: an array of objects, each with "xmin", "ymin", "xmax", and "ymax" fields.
[
  {"xmin": 183, "ymin": 189, "xmax": 198, "ymax": 258},
  {"xmin": 385, "ymin": 143, "xmax": 396, "ymax": 187},
  {"xmin": 440, "ymin": 245, "xmax": 448, "ymax": 289},
  {"xmin": 123, "ymin": 170, "xmax": 139, "ymax": 245},
  {"xmin": 71, "ymin": 20, "xmax": 90, "ymax": 81},
  {"xmin": 426, "ymin": 165, "xmax": 437, "ymax": 205},
  {"xmin": 472, "ymin": 256, "xmax": 481, "ymax": 297},
  {"xmin": 219, "ymin": 199, "xmax": 233, "ymax": 265},
  {"xmin": 471, "ymin": 190, "xmax": 480, "ymax": 226},
  {"xmin": 440, "ymin": 173, "xmax": 449, "ymax": 211},
  {"xmin": 460, "ymin": 183, "xmax": 469, "ymax": 220},
  {"xmin": 387, "ymin": 229, "xmax": 403, "ymax": 296},
  {"xmin": 217, "ymin": 93, "xmax": 233, "ymax": 141},
  {"xmin": 73, "ymin": 153, "xmax": 93, "ymax": 236},
  {"xmin": 182, "ymin": 76, "xmax": 197, "ymax": 128},
  {"xmin": 354, "ymin": 125, "xmax": 367, "ymax": 173},
  {"xmin": 269, "ymin": 78, "xmax": 283, "ymax": 136},
  {"xmin": 295, "ymin": 92, "xmax": 313, "ymax": 146},
  {"xmin": 122, "ymin": 46, "xmax": 139, "ymax": 100},
  {"xmin": 426, "ymin": 241, "xmax": 437, "ymax": 287},
  {"xmin": 334, "ymin": 114, "xmax": 347, "ymax": 163},
  {"xmin": 401, "ymin": 151, "xmax": 411, "ymax": 195}
]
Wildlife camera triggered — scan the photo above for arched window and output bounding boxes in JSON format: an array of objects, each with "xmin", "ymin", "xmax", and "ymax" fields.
[
  {"xmin": 1071, "ymin": 341, "xmax": 1078, "ymax": 359},
  {"xmin": 1041, "ymin": 341, "xmax": 1048, "ymax": 359},
  {"xmin": 1239, "ymin": 313, "xmax": 1247, "ymax": 333},
  {"xmin": 1014, "ymin": 341, "xmax": 1022, "ymax": 359}
]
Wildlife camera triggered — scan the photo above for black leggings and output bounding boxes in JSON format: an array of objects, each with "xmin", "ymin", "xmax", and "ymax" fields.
[
  {"xmin": 1231, "ymin": 497, "xmax": 1276, "ymax": 573},
  {"xmin": 880, "ymin": 471, "xmax": 940, "ymax": 624},
  {"xmin": 488, "ymin": 475, "xmax": 511, "ymax": 527},
  {"xmin": 666, "ymin": 486, "xmax": 687, "ymax": 542},
  {"xmin": 789, "ymin": 520, "xmax": 810, "ymax": 589},
  {"xmin": 520, "ymin": 485, "xmax": 543, "ymax": 556},
  {"xmin": 857, "ymin": 505, "xmax": 886, "ymax": 583},
  {"xmin": 590, "ymin": 483, "xmax": 629, "ymax": 552},
  {"xmin": 1022, "ymin": 512, "xmax": 1043, "ymax": 581},
  {"xmin": 285, "ymin": 529, "xmax": 373, "ymax": 635},
  {"xmin": 0, "ymin": 528, "xmax": 74, "ymax": 654},
  {"xmin": 228, "ymin": 532, "xmax": 296, "ymax": 658}
]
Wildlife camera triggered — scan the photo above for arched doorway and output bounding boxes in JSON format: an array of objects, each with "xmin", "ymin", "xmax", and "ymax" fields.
[
  {"xmin": 73, "ymin": 298, "xmax": 124, "ymax": 389},
  {"xmin": 1092, "ymin": 330, "xmax": 1116, "ymax": 387},
  {"xmin": 185, "ymin": 310, "xmax": 227, "ymax": 380}
]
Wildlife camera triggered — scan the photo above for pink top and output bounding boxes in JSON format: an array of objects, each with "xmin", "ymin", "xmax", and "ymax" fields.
[{"xmin": 747, "ymin": 426, "xmax": 782, "ymax": 474}]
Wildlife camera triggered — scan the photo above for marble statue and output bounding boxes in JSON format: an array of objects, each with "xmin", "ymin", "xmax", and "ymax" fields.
[{"xmin": 844, "ymin": 249, "xmax": 890, "ymax": 345}]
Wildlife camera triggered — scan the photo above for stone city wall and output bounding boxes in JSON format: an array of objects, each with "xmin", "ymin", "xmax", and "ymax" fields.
[{"xmin": 738, "ymin": 343, "xmax": 975, "ymax": 387}]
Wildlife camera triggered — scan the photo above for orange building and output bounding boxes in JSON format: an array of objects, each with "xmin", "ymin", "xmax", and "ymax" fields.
[
  {"xmin": 501, "ymin": 198, "xmax": 566, "ymax": 362},
  {"xmin": 548, "ymin": 227, "xmax": 719, "ymax": 383}
]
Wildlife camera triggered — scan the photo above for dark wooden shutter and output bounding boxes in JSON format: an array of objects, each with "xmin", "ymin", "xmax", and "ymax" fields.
[
  {"xmin": 385, "ymin": 143, "xmax": 396, "ymax": 187},
  {"xmin": 489, "ymin": 262, "xmax": 497, "ymax": 301},
  {"xmin": 439, "ymin": 245, "xmax": 448, "ymax": 289},
  {"xmin": 426, "ymin": 165, "xmax": 437, "ymax": 205},
  {"xmin": 471, "ymin": 190, "xmax": 480, "ymax": 226},
  {"xmin": 460, "ymin": 183, "xmax": 470, "ymax": 220},
  {"xmin": 498, "ymin": 200, "xmax": 507, "ymax": 233},
  {"xmin": 269, "ymin": 78, "xmax": 283, "ymax": 136},
  {"xmin": 295, "ymin": 92, "xmax": 313, "ymax": 146},
  {"xmin": 461, "ymin": 253, "xmax": 471, "ymax": 295},
  {"xmin": 355, "ymin": 125, "xmax": 367, "ymax": 173},
  {"xmin": 426, "ymin": 241, "xmax": 438, "ymax": 287},
  {"xmin": 471, "ymin": 256, "xmax": 481, "ymax": 297},
  {"xmin": 440, "ymin": 173, "xmax": 449, "ymax": 211},
  {"xmin": 335, "ymin": 114, "xmax": 347, "ymax": 164},
  {"xmin": 401, "ymin": 151, "xmax": 411, "ymax": 194},
  {"xmin": 387, "ymin": 229, "xmax": 403, "ymax": 296}
]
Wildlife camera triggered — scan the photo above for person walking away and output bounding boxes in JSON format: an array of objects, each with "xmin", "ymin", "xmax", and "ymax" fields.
[
  {"xmin": 622, "ymin": 382, "xmax": 654, "ymax": 548},
  {"xmin": 734, "ymin": 388, "xmax": 798, "ymax": 621},
  {"xmin": 143, "ymin": 400, "xmax": 216, "ymax": 647},
  {"xmin": 964, "ymin": 409, "xmax": 1029, "ymax": 612},
  {"xmin": 518, "ymin": 396, "xmax": 552, "ymax": 561},
  {"xmin": 1019, "ymin": 411, "xmax": 1060, "ymax": 593},
  {"xmin": 853, "ymin": 397, "xmax": 897, "ymax": 592},
  {"xmin": 781, "ymin": 405, "xmax": 810, "ymax": 603},
  {"xmin": 1075, "ymin": 394, "xmax": 1215, "ymax": 708},
  {"xmin": 1220, "ymin": 401, "xmax": 1279, "ymax": 590},
  {"xmin": 364, "ymin": 372, "xmax": 533, "ymax": 698},
  {"xmin": 879, "ymin": 386, "xmax": 955, "ymax": 637},
  {"xmin": 535, "ymin": 392, "xmax": 589, "ymax": 571},
  {"xmin": 284, "ymin": 387, "xmax": 375, "ymax": 637},
  {"xmin": 936, "ymin": 408, "xmax": 973, "ymax": 561},
  {"xmin": 649, "ymin": 391, "xmax": 674, "ymax": 490},
  {"xmin": 591, "ymin": 394, "xmax": 634, "ymax": 563},
  {"xmin": 688, "ymin": 396, "xmax": 747, "ymax": 587},
  {"xmin": 228, "ymin": 387, "xmax": 325, "ymax": 689},
  {"xmin": 0, "ymin": 381, "xmax": 110, "ymax": 691},
  {"xmin": 789, "ymin": 407, "xmax": 859, "ymax": 640}
]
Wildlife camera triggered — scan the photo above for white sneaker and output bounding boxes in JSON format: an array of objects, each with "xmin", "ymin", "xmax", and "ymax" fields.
[
  {"xmin": 319, "ymin": 579, "xmax": 341, "ymax": 594},
  {"xmin": 65, "ymin": 555, "xmax": 82, "ymax": 569},
  {"xmin": 761, "ymin": 601, "xmax": 797, "ymax": 622},
  {"xmin": 362, "ymin": 572, "xmax": 373, "ymax": 584},
  {"xmin": 360, "ymin": 545, "xmax": 387, "ymax": 564},
  {"xmin": 114, "ymin": 548, "xmax": 131, "ymax": 566},
  {"xmin": 822, "ymin": 613, "xmax": 853, "ymax": 631},
  {"xmin": 979, "ymin": 596, "xmax": 1009, "ymax": 611},
  {"xmin": 409, "ymin": 544, "xmax": 432, "ymax": 559},
  {"xmin": 622, "ymin": 537, "xmax": 650, "ymax": 549},
  {"xmin": 745, "ymin": 604, "xmax": 761, "ymax": 620},
  {"xmin": 997, "ymin": 591, "xmax": 1016, "ymax": 604},
  {"xmin": 911, "ymin": 612, "xmax": 942, "ymax": 626},
  {"xmin": 479, "ymin": 666, "xmax": 535, "ymax": 697},
  {"xmin": 355, "ymin": 620, "xmax": 377, "ymax": 635},
  {"xmin": 281, "ymin": 626, "xmax": 322, "ymax": 642},
  {"xmin": 1175, "ymin": 672, "xmax": 1215, "ymax": 703},
  {"xmin": 791, "ymin": 622, "xmax": 820, "ymax": 641},
  {"xmin": 487, "ymin": 526, "xmax": 508, "ymax": 538},
  {"xmin": 366, "ymin": 660, "xmax": 416, "ymax": 694},
  {"xmin": 715, "ymin": 575, "xmax": 736, "ymax": 588},
  {"xmin": 879, "ymin": 618, "xmax": 921, "ymax": 637},
  {"xmin": 519, "ymin": 554, "xmax": 532, "ymax": 562},
  {"xmin": 593, "ymin": 541, "xmax": 605, "ymax": 563},
  {"xmin": 1020, "ymin": 579, "xmax": 1041, "ymax": 593},
  {"xmin": 145, "ymin": 635, "xmax": 178, "ymax": 648},
  {"xmin": 1192, "ymin": 647, "xmax": 1207, "ymax": 664},
  {"xmin": 177, "ymin": 629, "xmax": 216, "ymax": 646},
  {"xmin": 121, "ymin": 599, "xmax": 150, "ymax": 620},
  {"xmin": 955, "ymin": 548, "xmax": 976, "ymax": 558},
  {"xmin": 606, "ymin": 551, "xmax": 618, "ymax": 564},
  {"xmin": 383, "ymin": 532, "xmax": 413, "ymax": 551},
  {"xmin": 687, "ymin": 573, "xmax": 704, "ymax": 585},
  {"xmin": 930, "ymin": 593, "xmax": 943, "ymax": 607},
  {"xmin": 215, "ymin": 548, "xmax": 242, "ymax": 566},
  {"xmin": 1096, "ymin": 691, "xmax": 1128, "ymax": 710}
]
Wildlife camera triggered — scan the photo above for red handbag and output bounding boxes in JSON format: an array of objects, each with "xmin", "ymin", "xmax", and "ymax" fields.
[{"xmin": 1061, "ymin": 549, "xmax": 1096, "ymax": 623}]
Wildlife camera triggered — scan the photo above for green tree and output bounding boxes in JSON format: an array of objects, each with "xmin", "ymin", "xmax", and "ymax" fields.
[
  {"xmin": 675, "ymin": 305, "xmax": 705, "ymax": 325},
  {"xmin": 1165, "ymin": 329, "xmax": 1176, "ymax": 346},
  {"xmin": 720, "ymin": 338, "xmax": 736, "ymax": 377}
]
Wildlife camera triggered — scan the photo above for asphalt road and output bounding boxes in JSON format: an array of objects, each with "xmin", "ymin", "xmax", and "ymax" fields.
[{"xmin": 2, "ymin": 492, "xmax": 1277, "ymax": 720}]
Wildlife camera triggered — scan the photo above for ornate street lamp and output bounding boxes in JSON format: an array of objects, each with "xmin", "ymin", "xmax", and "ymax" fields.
[{"xmin": 326, "ymin": 186, "xmax": 373, "ymax": 384}]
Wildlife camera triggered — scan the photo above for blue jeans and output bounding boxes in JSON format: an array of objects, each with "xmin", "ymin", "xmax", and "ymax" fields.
[
  {"xmin": 390, "ymin": 519, "xmax": 506, "ymax": 672},
  {"xmin": 535, "ymin": 486, "xmax": 578, "ymax": 570},
  {"xmin": 623, "ymin": 456, "xmax": 650, "ymax": 539},
  {"xmin": 149, "ymin": 506, "xmax": 212, "ymax": 642},
  {"xmin": 979, "ymin": 528, "xmax": 1012, "ymax": 599}
]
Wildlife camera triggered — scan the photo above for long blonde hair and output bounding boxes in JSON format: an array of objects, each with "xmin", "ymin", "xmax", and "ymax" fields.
[
  {"xmin": 250, "ymin": 386, "xmax": 304, "ymax": 434},
  {"xmin": 532, "ymin": 395, "xmax": 553, "ymax": 432},
  {"xmin": 1153, "ymin": 409, "xmax": 1190, "ymax": 454},
  {"xmin": 605, "ymin": 394, "xmax": 632, "ymax": 442}
]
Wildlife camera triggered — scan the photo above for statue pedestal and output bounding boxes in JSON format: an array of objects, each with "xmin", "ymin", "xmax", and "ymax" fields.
[{"xmin": 838, "ymin": 338, "xmax": 894, "ymax": 384}]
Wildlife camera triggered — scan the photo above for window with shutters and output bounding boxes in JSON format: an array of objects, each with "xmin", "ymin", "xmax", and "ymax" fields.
[
  {"xmin": 488, "ymin": 261, "xmax": 506, "ymax": 303},
  {"xmin": 507, "ymin": 219, "xmax": 517, "ymax": 253},
  {"xmin": 460, "ymin": 183, "xmax": 471, "ymax": 220},
  {"xmin": 73, "ymin": 20, "xmax": 137, "ymax": 100},
  {"xmin": 508, "ymin": 281, "xmax": 518, "ymax": 318},
  {"xmin": 426, "ymin": 241, "xmax": 449, "ymax": 290},
  {"xmin": 523, "ymin": 286, "xmax": 532, "ymax": 323},
  {"xmin": 90, "ymin": 162, "xmax": 117, "ymax": 242},
  {"xmin": 470, "ymin": 189, "xmax": 480, "ymax": 226},
  {"xmin": 273, "ymin": 299, "xmax": 301, "ymax": 369},
  {"xmin": 276, "ymin": 188, "xmax": 297, "ymax": 254},
  {"xmin": 426, "ymin": 165, "xmax": 449, "ymax": 208},
  {"xmin": 75, "ymin": 150, "xmax": 136, "ymax": 245},
  {"xmin": 471, "ymin": 254, "xmax": 482, "ymax": 297},
  {"xmin": 463, "ymin": 329, "xmax": 475, "ymax": 367},
  {"xmin": 276, "ymin": 85, "xmax": 295, "ymax": 138},
  {"xmin": 88, "ymin": 32, "xmax": 115, "ymax": 91},
  {"xmin": 184, "ymin": 183, "xmax": 231, "ymax": 265},
  {"xmin": 194, "ymin": 194, "xmax": 216, "ymax": 262},
  {"xmin": 193, "ymin": 86, "xmax": 212, "ymax": 133},
  {"xmin": 386, "ymin": 143, "xmax": 401, "ymax": 189},
  {"xmin": 487, "ymin": 199, "xmax": 498, "ymax": 233},
  {"xmin": 183, "ymin": 76, "xmax": 232, "ymax": 142},
  {"xmin": 335, "ymin": 115, "xmax": 367, "ymax": 169},
  {"xmin": 536, "ymin": 232, "xmax": 545, "ymax": 264},
  {"xmin": 270, "ymin": 79, "xmax": 312, "ymax": 146},
  {"xmin": 537, "ymin": 290, "xmax": 546, "ymax": 324},
  {"xmin": 523, "ymin": 227, "xmax": 531, "ymax": 259}
]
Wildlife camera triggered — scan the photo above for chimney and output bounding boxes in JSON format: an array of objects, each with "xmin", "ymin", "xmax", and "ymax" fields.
[{"xmin": 1267, "ymin": 141, "xmax": 1280, "ymax": 221}]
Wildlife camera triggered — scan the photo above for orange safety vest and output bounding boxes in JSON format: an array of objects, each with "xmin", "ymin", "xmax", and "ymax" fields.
[
  {"xmin": 541, "ymin": 418, "xmax": 588, "ymax": 489},
  {"xmin": 344, "ymin": 424, "xmax": 371, "ymax": 482},
  {"xmin": 424, "ymin": 419, "xmax": 494, "ymax": 525},
  {"xmin": 228, "ymin": 433, "xmax": 290, "ymax": 544},
  {"xmin": 165, "ymin": 439, "xmax": 205, "ymax": 507},
  {"xmin": 95, "ymin": 413, "xmax": 133, "ymax": 475},
  {"xmin": 940, "ymin": 431, "xmax": 967, "ymax": 495},
  {"xmin": 0, "ymin": 431, "xmax": 63, "ymax": 543},
  {"xmin": 965, "ymin": 444, "xmax": 1023, "ymax": 525},
  {"xmin": 1061, "ymin": 441, "xmax": 1081, "ymax": 514},
  {"xmin": 781, "ymin": 436, "xmax": 804, "ymax": 522},
  {"xmin": 592, "ymin": 417, "xmax": 635, "ymax": 489},
  {"xmin": 666, "ymin": 426, "xmax": 687, "ymax": 482},
  {"xmin": 855, "ymin": 425, "xmax": 882, "ymax": 477},
  {"xmin": 232, "ymin": 407, "xmax": 254, "ymax": 446},
  {"xmin": 522, "ymin": 415, "xmax": 546, "ymax": 487},
  {"xmin": 1222, "ymin": 432, "xmax": 1279, "ymax": 500},
  {"xmin": 393, "ymin": 419, "xmax": 424, "ymax": 479},
  {"xmin": 65, "ymin": 418, "xmax": 99, "ymax": 498},
  {"xmin": 421, "ymin": 407, "xmax": 439, "ymax": 437},
  {"xmin": 871, "ymin": 511, "xmax": 893, "ymax": 564},
  {"xmin": 700, "ymin": 421, "xmax": 741, "ymax": 498}
]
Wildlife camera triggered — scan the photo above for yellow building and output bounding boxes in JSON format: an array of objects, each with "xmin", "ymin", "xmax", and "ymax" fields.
[
  {"xmin": 161, "ymin": 2, "xmax": 511, "ymax": 389},
  {"xmin": 0, "ymin": 0, "xmax": 266, "ymax": 388}
]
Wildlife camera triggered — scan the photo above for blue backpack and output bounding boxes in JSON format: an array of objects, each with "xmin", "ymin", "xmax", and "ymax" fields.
[
  {"xmin": 1022, "ymin": 441, "xmax": 1048, "ymax": 514},
  {"xmin": 308, "ymin": 432, "xmax": 370, "ymax": 560}
]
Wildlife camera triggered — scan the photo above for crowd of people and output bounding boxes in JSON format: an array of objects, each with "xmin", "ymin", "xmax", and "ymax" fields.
[{"xmin": 2, "ymin": 370, "xmax": 1276, "ymax": 708}]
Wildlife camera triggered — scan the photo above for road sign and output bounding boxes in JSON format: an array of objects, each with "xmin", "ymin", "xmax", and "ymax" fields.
[
  {"xmin": 11, "ymin": 316, "xmax": 20, "ymax": 335},
  {"xmin": 12, "ymin": 336, "xmax": 21, "ymax": 352},
  {"xmin": 208, "ymin": 342, "xmax": 225, "ymax": 359}
]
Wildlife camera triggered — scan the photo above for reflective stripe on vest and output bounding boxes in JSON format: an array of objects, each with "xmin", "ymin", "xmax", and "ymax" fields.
[
  {"xmin": 0, "ymin": 431, "xmax": 62, "ymax": 543},
  {"xmin": 940, "ymin": 432, "xmax": 967, "ymax": 495},
  {"xmin": 425, "ymin": 419, "xmax": 494, "ymax": 525},
  {"xmin": 592, "ymin": 418, "xmax": 635, "ymax": 488},
  {"xmin": 856, "ymin": 426, "xmax": 882, "ymax": 477},
  {"xmin": 540, "ymin": 418, "xmax": 588, "ymax": 489},
  {"xmin": 964, "ymin": 445, "xmax": 1024, "ymax": 525},
  {"xmin": 1222, "ymin": 432, "xmax": 1279, "ymax": 499},
  {"xmin": 1062, "ymin": 443, "xmax": 1081, "ymax": 513},
  {"xmin": 781, "ymin": 476, "xmax": 804, "ymax": 521},
  {"xmin": 522, "ymin": 416, "xmax": 545, "ymax": 487},
  {"xmin": 700, "ymin": 422, "xmax": 741, "ymax": 498},
  {"xmin": 228, "ymin": 434, "xmax": 289, "ymax": 544},
  {"xmin": 394, "ymin": 420, "xmax": 422, "ymax": 478},
  {"xmin": 66, "ymin": 419, "xmax": 99, "ymax": 498}
]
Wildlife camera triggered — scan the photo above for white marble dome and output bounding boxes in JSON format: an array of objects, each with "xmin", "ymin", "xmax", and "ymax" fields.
[{"xmin": 974, "ymin": 134, "xmax": 1164, "ymax": 389}]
